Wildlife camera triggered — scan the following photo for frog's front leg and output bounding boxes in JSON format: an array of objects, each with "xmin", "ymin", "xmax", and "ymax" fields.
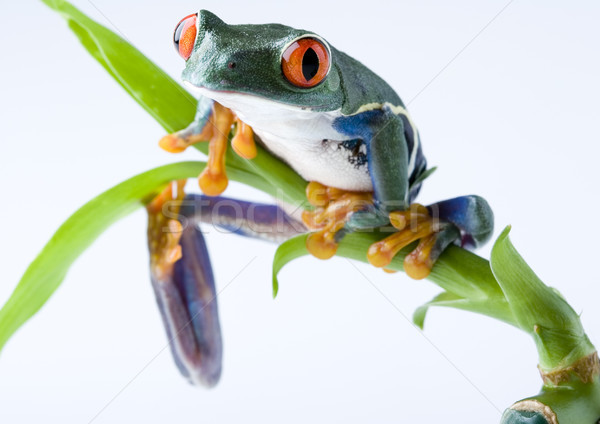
[
  {"xmin": 159, "ymin": 95, "xmax": 215, "ymax": 152},
  {"xmin": 303, "ymin": 106, "xmax": 411, "ymax": 258},
  {"xmin": 159, "ymin": 96, "xmax": 257, "ymax": 196}
]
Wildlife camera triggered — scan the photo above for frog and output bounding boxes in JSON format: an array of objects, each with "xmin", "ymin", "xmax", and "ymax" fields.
[{"xmin": 149, "ymin": 10, "xmax": 494, "ymax": 387}]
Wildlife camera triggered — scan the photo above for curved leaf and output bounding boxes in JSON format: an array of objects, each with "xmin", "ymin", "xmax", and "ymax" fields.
[
  {"xmin": 41, "ymin": 0, "xmax": 195, "ymax": 133},
  {"xmin": 491, "ymin": 226, "xmax": 595, "ymax": 371},
  {"xmin": 272, "ymin": 231, "xmax": 517, "ymax": 328},
  {"xmin": 413, "ymin": 291, "xmax": 515, "ymax": 330},
  {"xmin": 0, "ymin": 161, "xmax": 206, "ymax": 352},
  {"xmin": 272, "ymin": 234, "xmax": 309, "ymax": 298},
  {"xmin": 413, "ymin": 292, "xmax": 462, "ymax": 329}
]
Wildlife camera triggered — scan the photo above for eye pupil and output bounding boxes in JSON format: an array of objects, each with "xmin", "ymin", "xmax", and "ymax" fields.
[{"xmin": 302, "ymin": 48, "xmax": 320, "ymax": 81}]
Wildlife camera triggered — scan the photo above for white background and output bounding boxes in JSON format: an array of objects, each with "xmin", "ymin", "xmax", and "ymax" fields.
[{"xmin": 1, "ymin": 1, "xmax": 600, "ymax": 422}]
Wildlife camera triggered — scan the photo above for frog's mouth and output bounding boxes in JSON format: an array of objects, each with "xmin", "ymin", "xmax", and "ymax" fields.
[{"xmin": 182, "ymin": 81, "xmax": 338, "ymax": 114}]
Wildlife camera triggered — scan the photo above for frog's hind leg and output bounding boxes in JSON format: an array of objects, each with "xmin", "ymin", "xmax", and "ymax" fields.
[
  {"xmin": 426, "ymin": 195, "xmax": 494, "ymax": 249},
  {"xmin": 147, "ymin": 187, "xmax": 305, "ymax": 387},
  {"xmin": 301, "ymin": 181, "xmax": 374, "ymax": 259},
  {"xmin": 368, "ymin": 195, "xmax": 494, "ymax": 279},
  {"xmin": 180, "ymin": 194, "xmax": 306, "ymax": 243},
  {"xmin": 407, "ymin": 195, "xmax": 493, "ymax": 278}
]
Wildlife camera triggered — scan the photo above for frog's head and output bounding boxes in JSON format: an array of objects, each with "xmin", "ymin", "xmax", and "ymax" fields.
[{"xmin": 173, "ymin": 10, "xmax": 344, "ymax": 112}]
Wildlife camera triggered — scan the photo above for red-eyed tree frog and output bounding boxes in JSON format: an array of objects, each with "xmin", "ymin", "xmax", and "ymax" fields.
[{"xmin": 148, "ymin": 10, "xmax": 494, "ymax": 387}]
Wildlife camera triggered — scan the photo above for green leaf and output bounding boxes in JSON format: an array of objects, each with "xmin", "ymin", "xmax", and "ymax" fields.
[
  {"xmin": 41, "ymin": 0, "xmax": 195, "ymax": 133},
  {"xmin": 491, "ymin": 226, "xmax": 595, "ymax": 371},
  {"xmin": 0, "ymin": 161, "xmax": 206, "ymax": 352},
  {"xmin": 410, "ymin": 166, "xmax": 437, "ymax": 189},
  {"xmin": 271, "ymin": 231, "xmax": 518, "ymax": 328},
  {"xmin": 231, "ymin": 146, "xmax": 310, "ymax": 210},
  {"xmin": 413, "ymin": 292, "xmax": 461, "ymax": 329},
  {"xmin": 335, "ymin": 232, "xmax": 508, "ymax": 303},
  {"xmin": 272, "ymin": 234, "xmax": 309, "ymax": 298},
  {"xmin": 413, "ymin": 291, "xmax": 514, "ymax": 330}
]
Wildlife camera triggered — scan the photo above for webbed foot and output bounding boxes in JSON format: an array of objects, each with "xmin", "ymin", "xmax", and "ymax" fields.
[
  {"xmin": 367, "ymin": 204, "xmax": 457, "ymax": 279},
  {"xmin": 303, "ymin": 186, "xmax": 494, "ymax": 281},
  {"xmin": 368, "ymin": 195, "xmax": 493, "ymax": 279},
  {"xmin": 302, "ymin": 181, "xmax": 372, "ymax": 259}
]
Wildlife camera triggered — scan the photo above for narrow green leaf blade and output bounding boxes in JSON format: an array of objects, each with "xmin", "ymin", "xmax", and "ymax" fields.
[
  {"xmin": 413, "ymin": 291, "xmax": 515, "ymax": 329},
  {"xmin": 41, "ymin": 0, "xmax": 195, "ymax": 133},
  {"xmin": 413, "ymin": 292, "xmax": 462, "ymax": 329},
  {"xmin": 232, "ymin": 146, "xmax": 310, "ymax": 209},
  {"xmin": 335, "ymin": 232, "xmax": 506, "ymax": 302},
  {"xmin": 0, "ymin": 161, "xmax": 206, "ymax": 352},
  {"xmin": 272, "ymin": 234, "xmax": 309, "ymax": 298},
  {"xmin": 271, "ymin": 232, "xmax": 516, "ymax": 329},
  {"xmin": 410, "ymin": 166, "xmax": 437, "ymax": 189}
]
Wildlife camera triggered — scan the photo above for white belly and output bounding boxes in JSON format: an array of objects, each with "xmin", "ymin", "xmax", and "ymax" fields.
[
  {"xmin": 193, "ymin": 87, "xmax": 372, "ymax": 192},
  {"xmin": 251, "ymin": 127, "xmax": 372, "ymax": 192}
]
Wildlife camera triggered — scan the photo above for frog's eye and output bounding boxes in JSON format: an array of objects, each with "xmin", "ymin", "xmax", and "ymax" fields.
[
  {"xmin": 282, "ymin": 37, "xmax": 330, "ymax": 88},
  {"xmin": 174, "ymin": 13, "xmax": 198, "ymax": 61}
]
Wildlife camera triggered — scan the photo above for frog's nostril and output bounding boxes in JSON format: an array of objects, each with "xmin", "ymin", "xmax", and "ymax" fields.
[{"xmin": 227, "ymin": 62, "xmax": 236, "ymax": 69}]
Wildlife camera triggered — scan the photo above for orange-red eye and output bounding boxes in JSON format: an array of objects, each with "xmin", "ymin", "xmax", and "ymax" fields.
[
  {"xmin": 282, "ymin": 38, "xmax": 330, "ymax": 88},
  {"xmin": 174, "ymin": 13, "xmax": 198, "ymax": 61}
]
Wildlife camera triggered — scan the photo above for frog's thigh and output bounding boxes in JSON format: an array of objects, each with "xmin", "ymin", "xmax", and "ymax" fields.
[
  {"xmin": 180, "ymin": 194, "xmax": 305, "ymax": 243},
  {"xmin": 367, "ymin": 110, "xmax": 410, "ymax": 213}
]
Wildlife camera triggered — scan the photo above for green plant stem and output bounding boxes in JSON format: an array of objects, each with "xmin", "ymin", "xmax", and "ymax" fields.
[{"xmin": 502, "ymin": 377, "xmax": 600, "ymax": 423}]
